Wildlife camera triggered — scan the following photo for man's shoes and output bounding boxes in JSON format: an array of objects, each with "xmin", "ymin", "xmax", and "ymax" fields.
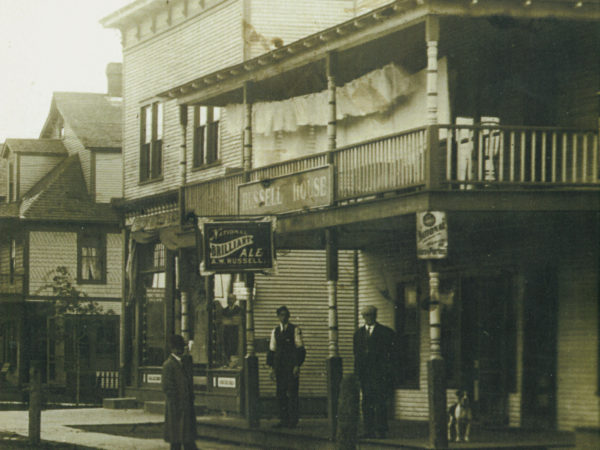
[
  {"xmin": 288, "ymin": 422, "xmax": 298, "ymax": 429},
  {"xmin": 376, "ymin": 431, "xmax": 387, "ymax": 439},
  {"xmin": 272, "ymin": 422, "xmax": 287, "ymax": 428}
]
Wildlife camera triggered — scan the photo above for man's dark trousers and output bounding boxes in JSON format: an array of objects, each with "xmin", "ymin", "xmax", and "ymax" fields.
[
  {"xmin": 276, "ymin": 366, "xmax": 299, "ymax": 426},
  {"xmin": 268, "ymin": 324, "xmax": 305, "ymax": 427}
]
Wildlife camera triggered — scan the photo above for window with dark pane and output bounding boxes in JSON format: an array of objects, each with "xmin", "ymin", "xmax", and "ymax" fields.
[
  {"xmin": 193, "ymin": 106, "xmax": 220, "ymax": 168},
  {"xmin": 140, "ymin": 102, "xmax": 163, "ymax": 181},
  {"xmin": 395, "ymin": 282, "xmax": 420, "ymax": 388}
]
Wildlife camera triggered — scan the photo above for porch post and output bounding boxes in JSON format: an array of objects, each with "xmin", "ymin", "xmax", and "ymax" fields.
[
  {"xmin": 426, "ymin": 15, "xmax": 448, "ymax": 449},
  {"xmin": 242, "ymin": 272, "xmax": 260, "ymax": 428},
  {"xmin": 327, "ymin": 51, "xmax": 338, "ymax": 154},
  {"xmin": 425, "ymin": 16, "xmax": 442, "ymax": 190},
  {"xmin": 242, "ymin": 82, "xmax": 259, "ymax": 427},
  {"xmin": 119, "ymin": 227, "xmax": 129, "ymax": 397},
  {"xmin": 243, "ymin": 81, "xmax": 253, "ymax": 177},
  {"xmin": 326, "ymin": 228, "xmax": 342, "ymax": 441},
  {"xmin": 179, "ymin": 104, "xmax": 190, "ymax": 341}
]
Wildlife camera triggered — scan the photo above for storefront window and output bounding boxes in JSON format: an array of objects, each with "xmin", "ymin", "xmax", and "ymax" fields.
[
  {"xmin": 140, "ymin": 243, "xmax": 166, "ymax": 366},
  {"xmin": 210, "ymin": 274, "xmax": 243, "ymax": 368}
]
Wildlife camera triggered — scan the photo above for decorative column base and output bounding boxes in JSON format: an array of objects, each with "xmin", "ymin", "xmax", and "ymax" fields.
[
  {"xmin": 428, "ymin": 358, "xmax": 447, "ymax": 449},
  {"xmin": 326, "ymin": 356, "xmax": 343, "ymax": 441},
  {"xmin": 244, "ymin": 355, "xmax": 260, "ymax": 428}
]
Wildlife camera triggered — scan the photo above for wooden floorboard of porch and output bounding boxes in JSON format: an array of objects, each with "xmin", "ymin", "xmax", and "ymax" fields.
[{"xmin": 195, "ymin": 415, "xmax": 576, "ymax": 449}]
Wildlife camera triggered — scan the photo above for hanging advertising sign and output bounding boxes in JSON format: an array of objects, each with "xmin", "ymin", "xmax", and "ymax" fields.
[
  {"xmin": 416, "ymin": 211, "xmax": 448, "ymax": 259},
  {"xmin": 202, "ymin": 221, "xmax": 274, "ymax": 272}
]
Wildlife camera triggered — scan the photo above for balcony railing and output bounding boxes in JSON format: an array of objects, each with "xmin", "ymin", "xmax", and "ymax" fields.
[
  {"xmin": 0, "ymin": 273, "xmax": 24, "ymax": 295},
  {"xmin": 442, "ymin": 125, "xmax": 599, "ymax": 188},
  {"xmin": 185, "ymin": 124, "xmax": 599, "ymax": 217}
]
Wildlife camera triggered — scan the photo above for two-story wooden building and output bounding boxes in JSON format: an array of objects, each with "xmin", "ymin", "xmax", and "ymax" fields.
[
  {"xmin": 104, "ymin": 0, "xmax": 599, "ymax": 433},
  {"xmin": 0, "ymin": 65, "xmax": 123, "ymax": 401}
]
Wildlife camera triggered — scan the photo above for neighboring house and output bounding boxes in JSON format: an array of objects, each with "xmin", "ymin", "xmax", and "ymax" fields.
[
  {"xmin": 0, "ymin": 65, "xmax": 123, "ymax": 401},
  {"xmin": 103, "ymin": 0, "xmax": 599, "ymax": 435}
]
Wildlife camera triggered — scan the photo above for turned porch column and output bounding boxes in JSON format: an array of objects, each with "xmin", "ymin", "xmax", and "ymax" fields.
[
  {"xmin": 242, "ymin": 81, "xmax": 260, "ymax": 428},
  {"xmin": 325, "ymin": 51, "xmax": 342, "ymax": 441},
  {"xmin": 178, "ymin": 105, "xmax": 190, "ymax": 341},
  {"xmin": 425, "ymin": 16, "xmax": 448, "ymax": 449}
]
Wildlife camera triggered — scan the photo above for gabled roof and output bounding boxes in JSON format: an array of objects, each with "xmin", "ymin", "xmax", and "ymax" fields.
[
  {"xmin": 7, "ymin": 154, "xmax": 119, "ymax": 223},
  {"xmin": 40, "ymin": 92, "xmax": 122, "ymax": 149},
  {"xmin": 1, "ymin": 139, "xmax": 67, "ymax": 158}
]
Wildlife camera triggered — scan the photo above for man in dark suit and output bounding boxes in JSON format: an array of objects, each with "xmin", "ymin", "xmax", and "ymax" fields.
[
  {"xmin": 267, "ymin": 305, "xmax": 306, "ymax": 428},
  {"xmin": 353, "ymin": 305, "xmax": 396, "ymax": 438},
  {"xmin": 162, "ymin": 334, "xmax": 197, "ymax": 450}
]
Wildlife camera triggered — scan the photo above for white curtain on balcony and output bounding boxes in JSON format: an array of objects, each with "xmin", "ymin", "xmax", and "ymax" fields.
[{"xmin": 225, "ymin": 58, "xmax": 449, "ymax": 167}]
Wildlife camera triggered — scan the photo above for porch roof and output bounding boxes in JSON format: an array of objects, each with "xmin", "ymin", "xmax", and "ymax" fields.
[{"xmin": 158, "ymin": 0, "xmax": 600, "ymax": 106}]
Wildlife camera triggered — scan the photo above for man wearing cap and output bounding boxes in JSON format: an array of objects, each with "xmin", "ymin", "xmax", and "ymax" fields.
[
  {"xmin": 267, "ymin": 306, "xmax": 306, "ymax": 428},
  {"xmin": 162, "ymin": 334, "xmax": 197, "ymax": 450},
  {"xmin": 353, "ymin": 305, "xmax": 396, "ymax": 438}
]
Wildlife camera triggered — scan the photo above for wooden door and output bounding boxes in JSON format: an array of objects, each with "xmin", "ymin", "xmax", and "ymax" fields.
[{"xmin": 461, "ymin": 275, "xmax": 513, "ymax": 425}]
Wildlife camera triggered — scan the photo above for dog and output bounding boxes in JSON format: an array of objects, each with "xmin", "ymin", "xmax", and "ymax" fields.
[{"xmin": 448, "ymin": 390, "xmax": 473, "ymax": 442}]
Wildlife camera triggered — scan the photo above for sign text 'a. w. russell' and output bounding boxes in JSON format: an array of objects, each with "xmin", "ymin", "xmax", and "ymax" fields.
[
  {"xmin": 416, "ymin": 211, "xmax": 448, "ymax": 259},
  {"xmin": 203, "ymin": 221, "xmax": 273, "ymax": 272}
]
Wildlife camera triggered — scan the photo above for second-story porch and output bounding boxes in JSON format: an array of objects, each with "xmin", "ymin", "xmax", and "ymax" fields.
[{"xmin": 160, "ymin": 1, "xmax": 600, "ymax": 242}]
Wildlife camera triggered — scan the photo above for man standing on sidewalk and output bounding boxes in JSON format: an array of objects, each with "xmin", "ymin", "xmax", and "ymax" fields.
[
  {"xmin": 162, "ymin": 334, "xmax": 197, "ymax": 450},
  {"xmin": 353, "ymin": 305, "xmax": 396, "ymax": 439},
  {"xmin": 267, "ymin": 306, "xmax": 306, "ymax": 428}
]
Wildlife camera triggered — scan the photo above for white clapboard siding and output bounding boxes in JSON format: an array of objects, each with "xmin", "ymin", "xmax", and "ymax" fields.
[
  {"xmin": 95, "ymin": 152, "xmax": 123, "ymax": 203},
  {"xmin": 28, "ymin": 231, "xmax": 122, "ymax": 300},
  {"xmin": 248, "ymin": 1, "xmax": 354, "ymax": 59},
  {"xmin": 122, "ymin": 1, "xmax": 244, "ymax": 201},
  {"xmin": 557, "ymin": 254, "xmax": 599, "ymax": 430},
  {"xmin": 254, "ymin": 250, "xmax": 357, "ymax": 396},
  {"xmin": 18, "ymin": 155, "xmax": 64, "ymax": 199}
]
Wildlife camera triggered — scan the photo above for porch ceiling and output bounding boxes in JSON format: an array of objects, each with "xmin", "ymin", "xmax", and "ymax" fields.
[
  {"xmin": 274, "ymin": 189, "xmax": 600, "ymax": 250},
  {"xmin": 160, "ymin": 0, "xmax": 600, "ymax": 106}
]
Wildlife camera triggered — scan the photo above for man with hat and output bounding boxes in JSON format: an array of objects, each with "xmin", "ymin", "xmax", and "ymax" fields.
[
  {"xmin": 162, "ymin": 334, "xmax": 197, "ymax": 450},
  {"xmin": 267, "ymin": 305, "xmax": 306, "ymax": 428},
  {"xmin": 353, "ymin": 305, "xmax": 396, "ymax": 438}
]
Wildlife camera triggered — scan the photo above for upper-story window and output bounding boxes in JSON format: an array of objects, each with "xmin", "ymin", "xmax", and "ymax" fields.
[
  {"xmin": 8, "ymin": 161, "xmax": 15, "ymax": 203},
  {"xmin": 9, "ymin": 239, "xmax": 17, "ymax": 284},
  {"xmin": 140, "ymin": 102, "xmax": 163, "ymax": 182},
  {"xmin": 78, "ymin": 232, "xmax": 107, "ymax": 284},
  {"xmin": 193, "ymin": 106, "xmax": 220, "ymax": 168}
]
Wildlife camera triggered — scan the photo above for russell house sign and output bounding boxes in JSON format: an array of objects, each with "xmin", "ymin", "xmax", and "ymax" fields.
[{"xmin": 201, "ymin": 221, "xmax": 274, "ymax": 273}]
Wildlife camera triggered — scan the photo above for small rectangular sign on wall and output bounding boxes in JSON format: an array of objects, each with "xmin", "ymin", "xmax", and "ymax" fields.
[{"xmin": 416, "ymin": 211, "xmax": 448, "ymax": 259}]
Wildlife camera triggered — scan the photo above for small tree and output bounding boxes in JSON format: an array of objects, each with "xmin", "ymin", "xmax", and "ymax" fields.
[{"xmin": 41, "ymin": 266, "xmax": 113, "ymax": 405}]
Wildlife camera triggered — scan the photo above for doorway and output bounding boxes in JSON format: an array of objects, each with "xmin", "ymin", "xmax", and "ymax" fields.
[
  {"xmin": 459, "ymin": 274, "xmax": 515, "ymax": 426},
  {"xmin": 522, "ymin": 267, "xmax": 557, "ymax": 429}
]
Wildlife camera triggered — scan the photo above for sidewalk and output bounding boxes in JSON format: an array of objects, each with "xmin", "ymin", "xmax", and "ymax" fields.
[
  {"xmin": 0, "ymin": 406, "xmax": 580, "ymax": 450},
  {"xmin": 0, "ymin": 407, "xmax": 166, "ymax": 450}
]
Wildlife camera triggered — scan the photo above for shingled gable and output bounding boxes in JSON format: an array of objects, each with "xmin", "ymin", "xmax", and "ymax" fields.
[
  {"xmin": 18, "ymin": 153, "xmax": 118, "ymax": 222},
  {"xmin": 39, "ymin": 92, "xmax": 122, "ymax": 149}
]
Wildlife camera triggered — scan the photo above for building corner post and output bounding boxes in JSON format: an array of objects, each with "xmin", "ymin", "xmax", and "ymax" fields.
[{"xmin": 326, "ymin": 228, "xmax": 342, "ymax": 440}]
